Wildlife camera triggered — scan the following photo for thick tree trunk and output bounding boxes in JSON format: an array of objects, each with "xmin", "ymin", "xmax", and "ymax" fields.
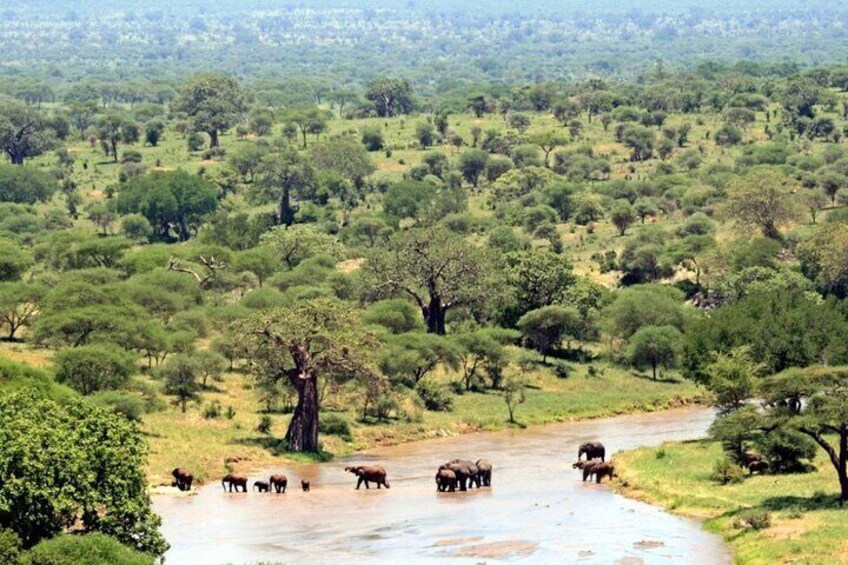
[
  {"xmin": 209, "ymin": 130, "xmax": 220, "ymax": 147},
  {"xmin": 840, "ymin": 428, "xmax": 848, "ymax": 503},
  {"xmin": 285, "ymin": 372, "xmax": 320, "ymax": 453},
  {"xmin": 424, "ymin": 295, "xmax": 447, "ymax": 335},
  {"xmin": 652, "ymin": 360, "xmax": 658, "ymax": 380},
  {"xmin": 279, "ymin": 187, "xmax": 294, "ymax": 227}
]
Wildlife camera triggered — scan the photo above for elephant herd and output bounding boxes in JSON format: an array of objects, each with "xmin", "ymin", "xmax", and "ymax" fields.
[
  {"xmin": 572, "ymin": 441, "xmax": 616, "ymax": 484},
  {"xmin": 435, "ymin": 458, "xmax": 492, "ymax": 492},
  {"xmin": 171, "ymin": 439, "xmax": 613, "ymax": 496}
]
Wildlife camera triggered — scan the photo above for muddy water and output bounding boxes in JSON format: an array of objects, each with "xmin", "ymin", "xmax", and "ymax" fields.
[{"xmin": 155, "ymin": 408, "xmax": 730, "ymax": 564}]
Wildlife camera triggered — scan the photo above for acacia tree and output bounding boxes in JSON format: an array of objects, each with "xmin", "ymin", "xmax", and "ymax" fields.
[
  {"xmin": 0, "ymin": 281, "xmax": 45, "ymax": 340},
  {"xmin": 0, "ymin": 102, "xmax": 58, "ymax": 164},
  {"xmin": 242, "ymin": 298, "xmax": 376, "ymax": 453},
  {"xmin": 365, "ymin": 227, "xmax": 494, "ymax": 335},
  {"xmin": 725, "ymin": 169, "xmax": 799, "ymax": 240},
  {"xmin": 626, "ymin": 325, "xmax": 682, "ymax": 380},
  {"xmin": 365, "ymin": 77, "xmax": 415, "ymax": 118},
  {"xmin": 172, "ymin": 73, "xmax": 252, "ymax": 147},
  {"xmin": 761, "ymin": 367, "xmax": 848, "ymax": 502},
  {"xmin": 255, "ymin": 150, "xmax": 317, "ymax": 226},
  {"xmin": 97, "ymin": 113, "xmax": 138, "ymax": 162}
]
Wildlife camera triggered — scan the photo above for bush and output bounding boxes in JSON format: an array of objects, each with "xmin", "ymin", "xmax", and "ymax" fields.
[
  {"xmin": 711, "ymin": 458, "xmax": 745, "ymax": 485},
  {"xmin": 22, "ymin": 533, "xmax": 154, "ymax": 565},
  {"xmin": 755, "ymin": 429, "xmax": 817, "ymax": 474},
  {"xmin": 0, "ymin": 529, "xmax": 21, "ymax": 565},
  {"xmin": 89, "ymin": 391, "xmax": 145, "ymax": 422},
  {"xmin": 734, "ymin": 509, "xmax": 771, "ymax": 531},
  {"xmin": 415, "ymin": 379, "xmax": 454, "ymax": 412},
  {"xmin": 187, "ymin": 132, "xmax": 205, "ymax": 152},
  {"xmin": 202, "ymin": 400, "xmax": 222, "ymax": 419},
  {"xmin": 121, "ymin": 150, "xmax": 143, "ymax": 164},
  {"xmin": 318, "ymin": 413, "xmax": 353, "ymax": 440},
  {"xmin": 54, "ymin": 345, "xmax": 137, "ymax": 396}
]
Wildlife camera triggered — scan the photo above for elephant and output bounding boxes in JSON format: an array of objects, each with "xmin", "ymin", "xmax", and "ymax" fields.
[
  {"xmin": 593, "ymin": 461, "xmax": 616, "ymax": 483},
  {"xmin": 345, "ymin": 465, "xmax": 390, "ymax": 489},
  {"xmin": 171, "ymin": 467, "xmax": 194, "ymax": 492},
  {"xmin": 578, "ymin": 441, "xmax": 606, "ymax": 462},
  {"xmin": 253, "ymin": 480, "xmax": 270, "ymax": 493},
  {"xmin": 221, "ymin": 473, "xmax": 248, "ymax": 492},
  {"xmin": 747, "ymin": 460, "xmax": 768, "ymax": 475},
  {"xmin": 435, "ymin": 468, "xmax": 457, "ymax": 492},
  {"xmin": 301, "ymin": 480, "xmax": 311, "ymax": 491},
  {"xmin": 440, "ymin": 459, "xmax": 478, "ymax": 491},
  {"xmin": 475, "ymin": 459, "xmax": 493, "ymax": 487},
  {"xmin": 269, "ymin": 474, "xmax": 288, "ymax": 493},
  {"xmin": 572, "ymin": 458, "xmax": 602, "ymax": 482}
]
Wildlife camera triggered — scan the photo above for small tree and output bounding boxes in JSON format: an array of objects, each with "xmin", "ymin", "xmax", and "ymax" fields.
[
  {"xmin": 610, "ymin": 201, "xmax": 636, "ymax": 236},
  {"xmin": 0, "ymin": 281, "xmax": 45, "ymax": 340},
  {"xmin": 626, "ymin": 325, "xmax": 682, "ymax": 380},
  {"xmin": 517, "ymin": 305, "xmax": 580, "ymax": 362},
  {"xmin": 159, "ymin": 354, "xmax": 202, "ymax": 412},
  {"xmin": 54, "ymin": 345, "xmax": 137, "ymax": 395},
  {"xmin": 503, "ymin": 374, "xmax": 526, "ymax": 424},
  {"xmin": 508, "ymin": 113, "xmax": 532, "ymax": 134},
  {"xmin": 459, "ymin": 149, "xmax": 489, "ymax": 188}
]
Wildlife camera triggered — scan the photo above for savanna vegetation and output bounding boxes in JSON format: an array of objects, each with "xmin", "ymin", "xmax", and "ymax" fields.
[{"xmin": 3, "ymin": 1, "xmax": 848, "ymax": 562}]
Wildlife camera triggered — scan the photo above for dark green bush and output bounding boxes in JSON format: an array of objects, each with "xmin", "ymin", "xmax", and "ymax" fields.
[
  {"xmin": 415, "ymin": 379, "xmax": 454, "ymax": 412},
  {"xmin": 89, "ymin": 391, "xmax": 145, "ymax": 422},
  {"xmin": 22, "ymin": 533, "xmax": 154, "ymax": 565},
  {"xmin": 318, "ymin": 413, "xmax": 353, "ymax": 440},
  {"xmin": 711, "ymin": 458, "xmax": 745, "ymax": 485}
]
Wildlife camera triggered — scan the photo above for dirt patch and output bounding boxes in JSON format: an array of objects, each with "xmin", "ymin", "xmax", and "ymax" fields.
[
  {"xmin": 455, "ymin": 540, "xmax": 538, "ymax": 558},
  {"xmin": 198, "ymin": 159, "xmax": 217, "ymax": 166},
  {"xmin": 377, "ymin": 161, "xmax": 406, "ymax": 172},
  {"xmin": 765, "ymin": 516, "xmax": 821, "ymax": 540},
  {"xmin": 153, "ymin": 166, "xmax": 175, "ymax": 172},
  {"xmin": 337, "ymin": 257, "xmax": 365, "ymax": 274}
]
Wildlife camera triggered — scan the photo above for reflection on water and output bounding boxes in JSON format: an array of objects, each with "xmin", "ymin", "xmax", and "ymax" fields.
[{"xmin": 155, "ymin": 408, "xmax": 730, "ymax": 564}]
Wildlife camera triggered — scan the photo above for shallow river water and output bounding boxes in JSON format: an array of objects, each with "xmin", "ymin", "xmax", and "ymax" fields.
[{"xmin": 154, "ymin": 408, "xmax": 730, "ymax": 565}]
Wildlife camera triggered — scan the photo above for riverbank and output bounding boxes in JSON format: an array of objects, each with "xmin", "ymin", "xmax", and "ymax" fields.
[
  {"xmin": 614, "ymin": 440, "xmax": 848, "ymax": 564},
  {"xmin": 145, "ymin": 362, "xmax": 706, "ymax": 487}
]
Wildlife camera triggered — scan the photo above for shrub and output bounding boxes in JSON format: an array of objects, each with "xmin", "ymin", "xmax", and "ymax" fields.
[
  {"xmin": 54, "ymin": 345, "xmax": 137, "ymax": 396},
  {"xmin": 755, "ymin": 429, "xmax": 816, "ymax": 474},
  {"xmin": 187, "ymin": 132, "xmax": 205, "ymax": 152},
  {"xmin": 0, "ymin": 529, "xmax": 21, "ymax": 565},
  {"xmin": 202, "ymin": 400, "xmax": 222, "ymax": 419},
  {"xmin": 89, "ymin": 391, "xmax": 145, "ymax": 422},
  {"xmin": 711, "ymin": 458, "xmax": 745, "ymax": 485},
  {"xmin": 318, "ymin": 413, "xmax": 353, "ymax": 440},
  {"xmin": 225, "ymin": 406, "xmax": 236, "ymax": 420},
  {"xmin": 734, "ymin": 509, "xmax": 771, "ymax": 530},
  {"xmin": 415, "ymin": 379, "xmax": 454, "ymax": 412},
  {"xmin": 22, "ymin": 533, "xmax": 154, "ymax": 565},
  {"xmin": 121, "ymin": 150, "xmax": 143, "ymax": 164}
]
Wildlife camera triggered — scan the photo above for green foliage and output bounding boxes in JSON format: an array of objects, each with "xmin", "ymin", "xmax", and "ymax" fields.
[
  {"xmin": 0, "ymin": 392, "xmax": 166, "ymax": 555},
  {"xmin": 626, "ymin": 325, "xmax": 682, "ymax": 380},
  {"xmin": 603, "ymin": 285, "xmax": 685, "ymax": 341},
  {"xmin": 0, "ymin": 166, "xmax": 56, "ymax": 204},
  {"xmin": 88, "ymin": 391, "xmax": 145, "ymax": 422},
  {"xmin": 0, "ymin": 528, "xmax": 21, "ymax": 565},
  {"xmin": 711, "ymin": 458, "xmax": 745, "ymax": 485},
  {"xmin": 734, "ymin": 509, "xmax": 772, "ymax": 531},
  {"xmin": 158, "ymin": 354, "xmax": 202, "ymax": 412},
  {"xmin": 318, "ymin": 414, "xmax": 352, "ymax": 440},
  {"xmin": 22, "ymin": 533, "xmax": 154, "ymax": 565},
  {"xmin": 54, "ymin": 344, "xmax": 137, "ymax": 395},
  {"xmin": 363, "ymin": 299, "xmax": 424, "ymax": 334},
  {"xmin": 415, "ymin": 379, "xmax": 454, "ymax": 412},
  {"xmin": 517, "ymin": 305, "xmax": 580, "ymax": 360},
  {"xmin": 0, "ymin": 241, "xmax": 33, "ymax": 282},
  {"xmin": 172, "ymin": 73, "xmax": 252, "ymax": 146},
  {"xmin": 378, "ymin": 333, "xmax": 460, "ymax": 388}
]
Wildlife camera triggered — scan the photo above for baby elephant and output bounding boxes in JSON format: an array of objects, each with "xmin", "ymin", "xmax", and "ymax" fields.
[
  {"xmin": 572, "ymin": 458, "xmax": 603, "ymax": 482},
  {"xmin": 301, "ymin": 480, "xmax": 311, "ymax": 492},
  {"xmin": 253, "ymin": 480, "xmax": 270, "ymax": 493},
  {"xmin": 269, "ymin": 474, "xmax": 288, "ymax": 493},
  {"xmin": 345, "ymin": 465, "xmax": 390, "ymax": 490},
  {"xmin": 435, "ymin": 468, "xmax": 458, "ymax": 492},
  {"xmin": 593, "ymin": 461, "xmax": 616, "ymax": 484}
]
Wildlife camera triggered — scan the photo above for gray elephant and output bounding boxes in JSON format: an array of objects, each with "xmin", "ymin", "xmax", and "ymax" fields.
[
  {"xmin": 435, "ymin": 468, "xmax": 458, "ymax": 492},
  {"xmin": 440, "ymin": 459, "xmax": 478, "ymax": 491},
  {"xmin": 221, "ymin": 473, "xmax": 248, "ymax": 492},
  {"xmin": 578, "ymin": 441, "xmax": 606, "ymax": 462},
  {"xmin": 475, "ymin": 459, "xmax": 492, "ymax": 487}
]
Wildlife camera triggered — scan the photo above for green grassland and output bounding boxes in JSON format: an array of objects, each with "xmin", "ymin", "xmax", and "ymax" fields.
[{"xmin": 616, "ymin": 441, "xmax": 848, "ymax": 564}]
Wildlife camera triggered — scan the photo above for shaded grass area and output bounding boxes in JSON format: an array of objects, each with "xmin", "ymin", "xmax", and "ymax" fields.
[{"xmin": 615, "ymin": 440, "xmax": 848, "ymax": 564}]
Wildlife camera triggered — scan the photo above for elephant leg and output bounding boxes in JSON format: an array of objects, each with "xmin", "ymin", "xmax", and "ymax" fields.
[
  {"xmin": 356, "ymin": 477, "xmax": 362, "ymax": 490},
  {"xmin": 377, "ymin": 480, "xmax": 381, "ymax": 489},
  {"xmin": 365, "ymin": 480, "xmax": 370, "ymax": 489}
]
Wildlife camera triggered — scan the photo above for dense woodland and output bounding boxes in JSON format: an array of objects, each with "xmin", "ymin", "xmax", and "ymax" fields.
[{"xmin": 2, "ymin": 1, "xmax": 848, "ymax": 563}]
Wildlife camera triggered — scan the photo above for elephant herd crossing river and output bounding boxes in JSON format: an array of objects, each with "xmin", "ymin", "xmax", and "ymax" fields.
[{"xmin": 154, "ymin": 408, "xmax": 731, "ymax": 564}]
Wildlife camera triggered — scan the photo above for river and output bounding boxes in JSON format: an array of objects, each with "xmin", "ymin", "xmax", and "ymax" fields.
[{"xmin": 154, "ymin": 407, "xmax": 730, "ymax": 564}]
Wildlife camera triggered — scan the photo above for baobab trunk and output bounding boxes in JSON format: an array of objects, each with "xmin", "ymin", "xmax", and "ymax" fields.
[
  {"xmin": 285, "ymin": 372, "xmax": 320, "ymax": 453},
  {"xmin": 209, "ymin": 129, "xmax": 220, "ymax": 147},
  {"xmin": 423, "ymin": 295, "xmax": 447, "ymax": 335}
]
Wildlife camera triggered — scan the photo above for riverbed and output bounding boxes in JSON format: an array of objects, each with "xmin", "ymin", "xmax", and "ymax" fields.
[{"xmin": 154, "ymin": 408, "xmax": 730, "ymax": 564}]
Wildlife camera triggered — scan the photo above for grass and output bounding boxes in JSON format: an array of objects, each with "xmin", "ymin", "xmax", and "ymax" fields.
[{"xmin": 615, "ymin": 440, "xmax": 848, "ymax": 564}]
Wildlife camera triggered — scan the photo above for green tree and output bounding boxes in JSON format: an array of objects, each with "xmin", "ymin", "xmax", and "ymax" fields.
[
  {"xmin": 364, "ymin": 226, "xmax": 494, "ymax": 335},
  {"xmin": 724, "ymin": 168, "xmax": 799, "ymax": 240},
  {"xmin": 507, "ymin": 113, "xmax": 531, "ymax": 134},
  {"xmin": 362, "ymin": 299, "xmax": 424, "ymax": 334},
  {"xmin": 159, "ymin": 354, "xmax": 202, "ymax": 412},
  {"xmin": 378, "ymin": 333, "xmax": 460, "ymax": 388},
  {"xmin": 0, "ymin": 165, "xmax": 57, "ymax": 204},
  {"xmin": 502, "ymin": 374, "xmax": 526, "ymax": 424},
  {"xmin": 0, "ymin": 392, "xmax": 167, "ymax": 554},
  {"xmin": 365, "ymin": 77, "xmax": 415, "ymax": 118},
  {"xmin": 23, "ymin": 533, "xmax": 154, "ymax": 565},
  {"xmin": 285, "ymin": 106, "xmax": 329, "ymax": 148},
  {"xmin": 626, "ymin": 325, "xmax": 682, "ymax": 380},
  {"xmin": 54, "ymin": 344, "xmax": 137, "ymax": 395},
  {"xmin": 310, "ymin": 138, "xmax": 374, "ymax": 186},
  {"xmin": 97, "ymin": 113, "xmax": 138, "ymax": 162},
  {"xmin": 117, "ymin": 171, "xmax": 218, "ymax": 241},
  {"xmin": 242, "ymin": 298, "xmax": 376, "ymax": 452},
  {"xmin": 610, "ymin": 201, "xmax": 636, "ymax": 236},
  {"xmin": 603, "ymin": 285, "xmax": 685, "ymax": 342},
  {"xmin": 517, "ymin": 305, "xmax": 580, "ymax": 362},
  {"xmin": 254, "ymin": 150, "xmax": 317, "ymax": 226},
  {"xmin": 260, "ymin": 224, "xmax": 340, "ymax": 270},
  {"xmin": 0, "ymin": 281, "xmax": 45, "ymax": 340},
  {"xmin": 451, "ymin": 329, "xmax": 511, "ymax": 390},
  {"xmin": 0, "ymin": 241, "xmax": 32, "ymax": 281},
  {"xmin": 622, "ymin": 125, "xmax": 655, "ymax": 161},
  {"xmin": 0, "ymin": 101, "xmax": 58, "ymax": 165},
  {"xmin": 172, "ymin": 73, "xmax": 252, "ymax": 147},
  {"xmin": 459, "ymin": 149, "xmax": 489, "ymax": 187}
]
